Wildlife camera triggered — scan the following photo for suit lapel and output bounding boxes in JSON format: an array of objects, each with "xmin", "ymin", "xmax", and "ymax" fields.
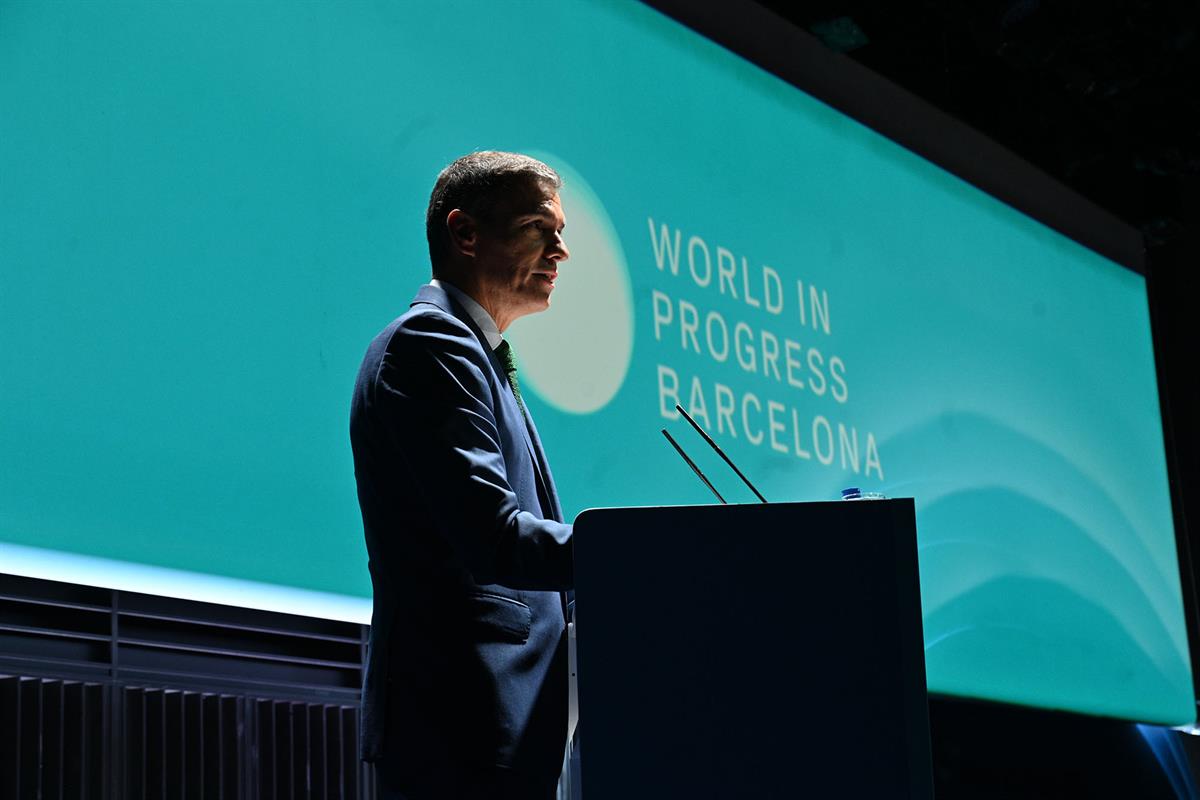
[
  {"xmin": 412, "ymin": 283, "xmax": 569, "ymax": 618},
  {"xmin": 505, "ymin": 386, "xmax": 554, "ymax": 517},
  {"xmin": 411, "ymin": 284, "xmax": 555, "ymax": 515},
  {"xmin": 523, "ymin": 411, "xmax": 563, "ymax": 523}
]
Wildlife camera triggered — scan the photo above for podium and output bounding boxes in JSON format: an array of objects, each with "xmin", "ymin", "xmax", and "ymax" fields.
[{"xmin": 572, "ymin": 499, "xmax": 932, "ymax": 798}]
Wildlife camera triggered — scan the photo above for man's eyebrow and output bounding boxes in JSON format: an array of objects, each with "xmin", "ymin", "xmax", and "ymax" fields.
[{"xmin": 518, "ymin": 210, "xmax": 565, "ymax": 229}]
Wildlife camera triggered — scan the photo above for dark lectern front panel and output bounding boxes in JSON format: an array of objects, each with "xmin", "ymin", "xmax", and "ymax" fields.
[{"xmin": 573, "ymin": 499, "xmax": 931, "ymax": 798}]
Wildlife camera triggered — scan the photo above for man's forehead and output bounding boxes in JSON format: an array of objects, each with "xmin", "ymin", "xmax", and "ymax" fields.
[{"xmin": 499, "ymin": 180, "xmax": 562, "ymax": 217}]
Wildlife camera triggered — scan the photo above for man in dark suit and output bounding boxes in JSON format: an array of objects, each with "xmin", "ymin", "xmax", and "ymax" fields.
[{"xmin": 350, "ymin": 152, "xmax": 574, "ymax": 800}]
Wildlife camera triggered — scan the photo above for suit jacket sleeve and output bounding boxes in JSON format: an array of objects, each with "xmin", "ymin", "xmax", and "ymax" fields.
[{"xmin": 370, "ymin": 308, "xmax": 573, "ymax": 590}]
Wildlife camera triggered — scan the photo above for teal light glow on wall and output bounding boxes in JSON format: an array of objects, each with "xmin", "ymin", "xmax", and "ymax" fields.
[{"xmin": 0, "ymin": 0, "xmax": 1191, "ymax": 724}]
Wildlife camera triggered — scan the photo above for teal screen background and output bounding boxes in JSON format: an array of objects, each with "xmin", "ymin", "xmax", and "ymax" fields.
[{"xmin": 1, "ymin": 1, "xmax": 1191, "ymax": 724}]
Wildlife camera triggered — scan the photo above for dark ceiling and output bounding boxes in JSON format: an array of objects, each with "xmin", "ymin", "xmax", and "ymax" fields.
[{"xmin": 760, "ymin": 0, "xmax": 1200, "ymax": 244}]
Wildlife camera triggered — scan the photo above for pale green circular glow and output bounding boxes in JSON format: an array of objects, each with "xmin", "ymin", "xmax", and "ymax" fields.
[{"xmin": 508, "ymin": 154, "xmax": 634, "ymax": 414}]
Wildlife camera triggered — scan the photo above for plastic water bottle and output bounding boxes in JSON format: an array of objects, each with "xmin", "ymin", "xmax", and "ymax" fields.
[{"xmin": 841, "ymin": 487, "xmax": 887, "ymax": 501}]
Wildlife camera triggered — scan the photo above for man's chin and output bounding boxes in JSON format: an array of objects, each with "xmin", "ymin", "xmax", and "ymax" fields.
[{"xmin": 513, "ymin": 295, "xmax": 552, "ymax": 321}]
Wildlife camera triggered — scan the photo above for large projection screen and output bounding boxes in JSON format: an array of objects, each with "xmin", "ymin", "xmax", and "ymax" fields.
[{"xmin": 1, "ymin": 0, "xmax": 1192, "ymax": 724}]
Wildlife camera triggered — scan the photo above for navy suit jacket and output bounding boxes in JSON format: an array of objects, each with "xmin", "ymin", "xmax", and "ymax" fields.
[{"xmin": 350, "ymin": 283, "xmax": 573, "ymax": 784}]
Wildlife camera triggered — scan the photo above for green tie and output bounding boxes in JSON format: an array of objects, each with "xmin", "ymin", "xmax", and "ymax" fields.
[{"xmin": 495, "ymin": 340, "xmax": 525, "ymax": 414}]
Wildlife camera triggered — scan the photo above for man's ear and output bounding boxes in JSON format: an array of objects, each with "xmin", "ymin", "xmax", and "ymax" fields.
[{"xmin": 445, "ymin": 209, "xmax": 477, "ymax": 259}]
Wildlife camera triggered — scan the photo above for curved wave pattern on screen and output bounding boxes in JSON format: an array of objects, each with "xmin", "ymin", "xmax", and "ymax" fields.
[{"xmin": 882, "ymin": 411, "xmax": 1190, "ymax": 721}]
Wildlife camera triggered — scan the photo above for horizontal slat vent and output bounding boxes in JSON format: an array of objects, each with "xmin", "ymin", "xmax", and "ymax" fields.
[
  {"xmin": 0, "ymin": 593, "xmax": 113, "ymax": 674},
  {"xmin": 0, "ymin": 573, "xmax": 366, "ymax": 693}
]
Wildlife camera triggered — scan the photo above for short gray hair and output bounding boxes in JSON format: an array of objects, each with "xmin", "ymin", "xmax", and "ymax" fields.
[{"xmin": 425, "ymin": 151, "xmax": 561, "ymax": 271}]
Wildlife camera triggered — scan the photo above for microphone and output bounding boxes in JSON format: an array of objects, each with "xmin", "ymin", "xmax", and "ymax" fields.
[
  {"xmin": 661, "ymin": 428, "xmax": 726, "ymax": 504},
  {"xmin": 672, "ymin": 404, "xmax": 769, "ymax": 504}
]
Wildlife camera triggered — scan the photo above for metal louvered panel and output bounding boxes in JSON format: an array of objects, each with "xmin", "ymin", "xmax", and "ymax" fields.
[
  {"xmin": 123, "ymin": 687, "xmax": 243, "ymax": 800},
  {"xmin": 0, "ymin": 687, "xmax": 368, "ymax": 799},
  {"xmin": 0, "ymin": 573, "xmax": 373, "ymax": 799},
  {"xmin": 183, "ymin": 692, "xmax": 203, "ymax": 800},
  {"xmin": 0, "ymin": 674, "xmax": 107, "ymax": 799},
  {"xmin": 203, "ymin": 694, "xmax": 227, "ymax": 797},
  {"xmin": 254, "ymin": 698, "xmax": 361, "ymax": 800},
  {"xmin": 65, "ymin": 680, "xmax": 106, "ymax": 797}
]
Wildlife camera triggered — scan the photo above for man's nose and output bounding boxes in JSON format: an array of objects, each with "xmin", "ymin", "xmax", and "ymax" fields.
[{"xmin": 547, "ymin": 232, "xmax": 569, "ymax": 262}]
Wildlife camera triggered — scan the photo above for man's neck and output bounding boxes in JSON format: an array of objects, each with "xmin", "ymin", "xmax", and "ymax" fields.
[
  {"xmin": 431, "ymin": 277, "xmax": 504, "ymax": 350},
  {"xmin": 433, "ymin": 267, "xmax": 516, "ymax": 332}
]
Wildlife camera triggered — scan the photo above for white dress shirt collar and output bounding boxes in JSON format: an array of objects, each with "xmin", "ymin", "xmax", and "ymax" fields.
[{"xmin": 430, "ymin": 278, "xmax": 504, "ymax": 351}]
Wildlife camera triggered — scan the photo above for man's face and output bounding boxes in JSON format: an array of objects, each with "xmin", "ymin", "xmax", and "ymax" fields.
[{"xmin": 470, "ymin": 179, "xmax": 569, "ymax": 330}]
